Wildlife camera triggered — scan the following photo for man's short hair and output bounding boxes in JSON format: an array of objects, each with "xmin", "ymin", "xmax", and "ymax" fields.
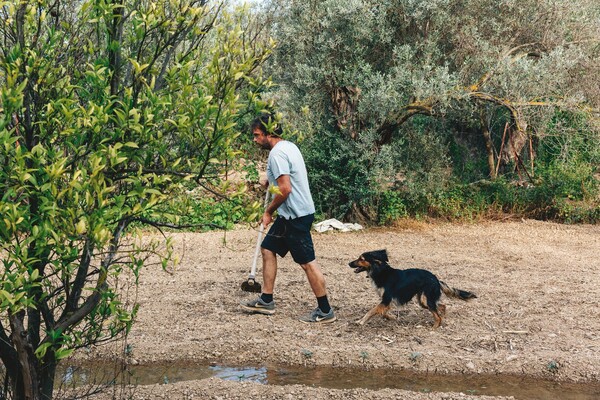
[{"xmin": 251, "ymin": 113, "xmax": 283, "ymax": 137}]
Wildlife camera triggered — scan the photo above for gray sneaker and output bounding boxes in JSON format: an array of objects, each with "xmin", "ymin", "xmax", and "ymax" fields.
[
  {"xmin": 240, "ymin": 297, "xmax": 275, "ymax": 315},
  {"xmin": 299, "ymin": 307, "xmax": 336, "ymax": 324}
]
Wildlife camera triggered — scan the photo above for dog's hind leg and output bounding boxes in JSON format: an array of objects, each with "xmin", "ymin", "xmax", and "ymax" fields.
[
  {"xmin": 424, "ymin": 293, "xmax": 444, "ymax": 329},
  {"xmin": 357, "ymin": 303, "xmax": 392, "ymax": 325},
  {"xmin": 437, "ymin": 303, "xmax": 446, "ymax": 317},
  {"xmin": 430, "ymin": 310, "xmax": 443, "ymax": 329},
  {"xmin": 417, "ymin": 293, "xmax": 428, "ymax": 309}
]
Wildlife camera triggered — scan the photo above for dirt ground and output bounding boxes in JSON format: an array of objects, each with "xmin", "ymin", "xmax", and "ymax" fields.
[{"xmin": 82, "ymin": 219, "xmax": 600, "ymax": 399}]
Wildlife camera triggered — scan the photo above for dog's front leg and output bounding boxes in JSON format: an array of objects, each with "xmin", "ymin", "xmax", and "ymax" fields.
[
  {"xmin": 382, "ymin": 311, "xmax": 396, "ymax": 321},
  {"xmin": 357, "ymin": 303, "xmax": 391, "ymax": 325}
]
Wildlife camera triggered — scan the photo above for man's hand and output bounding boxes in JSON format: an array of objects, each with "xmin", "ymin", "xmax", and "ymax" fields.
[
  {"xmin": 261, "ymin": 175, "xmax": 291, "ymax": 228},
  {"xmin": 261, "ymin": 211, "xmax": 273, "ymax": 228}
]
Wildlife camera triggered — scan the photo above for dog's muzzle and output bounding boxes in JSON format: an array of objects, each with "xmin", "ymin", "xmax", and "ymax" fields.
[{"xmin": 348, "ymin": 261, "xmax": 367, "ymax": 273}]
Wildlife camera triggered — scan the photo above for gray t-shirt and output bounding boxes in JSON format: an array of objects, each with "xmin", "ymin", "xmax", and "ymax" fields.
[{"xmin": 267, "ymin": 140, "xmax": 315, "ymax": 219}]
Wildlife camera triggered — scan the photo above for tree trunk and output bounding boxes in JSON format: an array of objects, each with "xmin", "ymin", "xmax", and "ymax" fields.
[
  {"xmin": 1, "ymin": 351, "xmax": 57, "ymax": 400},
  {"xmin": 469, "ymin": 92, "xmax": 530, "ymax": 174},
  {"xmin": 1, "ymin": 358, "xmax": 25, "ymax": 400},
  {"xmin": 9, "ymin": 312, "xmax": 39, "ymax": 400},
  {"xmin": 39, "ymin": 359, "xmax": 57, "ymax": 400},
  {"xmin": 500, "ymin": 119, "xmax": 528, "ymax": 172},
  {"xmin": 330, "ymin": 85, "xmax": 361, "ymax": 139},
  {"xmin": 481, "ymin": 113, "xmax": 496, "ymax": 179}
]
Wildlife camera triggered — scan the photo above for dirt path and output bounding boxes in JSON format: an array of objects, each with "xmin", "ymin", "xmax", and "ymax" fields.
[{"xmin": 82, "ymin": 220, "xmax": 600, "ymax": 399}]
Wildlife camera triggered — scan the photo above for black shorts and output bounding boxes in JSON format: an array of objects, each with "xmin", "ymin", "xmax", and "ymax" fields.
[{"xmin": 261, "ymin": 214, "xmax": 316, "ymax": 265}]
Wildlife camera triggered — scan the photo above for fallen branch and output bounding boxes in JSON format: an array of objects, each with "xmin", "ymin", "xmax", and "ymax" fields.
[
  {"xmin": 379, "ymin": 335, "xmax": 395, "ymax": 344},
  {"xmin": 503, "ymin": 330, "xmax": 529, "ymax": 334}
]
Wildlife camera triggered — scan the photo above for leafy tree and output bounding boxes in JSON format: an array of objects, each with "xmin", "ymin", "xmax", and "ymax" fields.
[
  {"xmin": 263, "ymin": 0, "xmax": 599, "ymax": 220},
  {"xmin": 0, "ymin": 0, "xmax": 273, "ymax": 398}
]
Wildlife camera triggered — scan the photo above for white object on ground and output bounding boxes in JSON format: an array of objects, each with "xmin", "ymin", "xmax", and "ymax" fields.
[{"xmin": 313, "ymin": 218, "xmax": 363, "ymax": 233}]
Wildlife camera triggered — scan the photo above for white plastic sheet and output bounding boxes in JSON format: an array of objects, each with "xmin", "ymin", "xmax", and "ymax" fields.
[{"xmin": 313, "ymin": 218, "xmax": 363, "ymax": 233}]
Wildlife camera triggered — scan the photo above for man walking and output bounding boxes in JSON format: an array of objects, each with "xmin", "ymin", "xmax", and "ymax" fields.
[{"xmin": 240, "ymin": 113, "xmax": 336, "ymax": 323}]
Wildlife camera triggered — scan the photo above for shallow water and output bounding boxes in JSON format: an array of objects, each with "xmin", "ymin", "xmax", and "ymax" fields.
[{"xmin": 60, "ymin": 362, "xmax": 600, "ymax": 400}]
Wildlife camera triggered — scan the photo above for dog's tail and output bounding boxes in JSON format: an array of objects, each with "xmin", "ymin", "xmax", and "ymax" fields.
[{"xmin": 440, "ymin": 281, "xmax": 477, "ymax": 300}]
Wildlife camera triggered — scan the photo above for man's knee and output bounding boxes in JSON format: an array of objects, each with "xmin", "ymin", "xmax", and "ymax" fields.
[
  {"xmin": 261, "ymin": 247, "xmax": 276, "ymax": 257},
  {"xmin": 300, "ymin": 260, "xmax": 317, "ymax": 272}
]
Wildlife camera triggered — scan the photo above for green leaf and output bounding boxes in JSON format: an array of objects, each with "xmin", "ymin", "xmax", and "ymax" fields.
[
  {"xmin": 55, "ymin": 347, "xmax": 75, "ymax": 360},
  {"xmin": 30, "ymin": 269, "xmax": 40, "ymax": 281},
  {"xmin": 35, "ymin": 343, "xmax": 52, "ymax": 359},
  {"xmin": 0, "ymin": 290, "xmax": 15, "ymax": 305}
]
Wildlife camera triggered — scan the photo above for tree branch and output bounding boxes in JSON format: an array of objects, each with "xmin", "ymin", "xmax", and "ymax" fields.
[
  {"xmin": 0, "ymin": 319, "xmax": 17, "ymax": 365},
  {"xmin": 133, "ymin": 217, "xmax": 227, "ymax": 231},
  {"xmin": 108, "ymin": 0, "xmax": 125, "ymax": 97},
  {"xmin": 376, "ymin": 100, "xmax": 435, "ymax": 145},
  {"xmin": 61, "ymin": 239, "xmax": 93, "ymax": 321},
  {"xmin": 468, "ymin": 91, "xmax": 526, "ymax": 133},
  {"xmin": 48, "ymin": 219, "xmax": 129, "ymax": 341}
]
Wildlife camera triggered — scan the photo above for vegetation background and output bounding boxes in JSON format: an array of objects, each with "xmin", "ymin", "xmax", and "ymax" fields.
[
  {"xmin": 255, "ymin": 0, "xmax": 600, "ymax": 225},
  {"xmin": 0, "ymin": 0, "xmax": 598, "ymax": 399}
]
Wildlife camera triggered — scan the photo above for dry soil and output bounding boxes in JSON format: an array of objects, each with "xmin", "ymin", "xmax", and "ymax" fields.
[{"xmin": 79, "ymin": 219, "xmax": 600, "ymax": 399}]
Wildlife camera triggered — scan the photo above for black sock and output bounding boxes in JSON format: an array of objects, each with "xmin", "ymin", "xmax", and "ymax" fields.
[
  {"xmin": 261, "ymin": 293, "xmax": 273, "ymax": 303},
  {"xmin": 317, "ymin": 295, "xmax": 331, "ymax": 313}
]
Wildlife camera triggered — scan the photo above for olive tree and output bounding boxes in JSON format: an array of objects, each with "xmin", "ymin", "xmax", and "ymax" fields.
[
  {"xmin": 261, "ymin": 0, "xmax": 599, "ymax": 219},
  {"xmin": 0, "ymin": 0, "xmax": 272, "ymax": 398},
  {"xmin": 275, "ymin": 0, "xmax": 599, "ymax": 143}
]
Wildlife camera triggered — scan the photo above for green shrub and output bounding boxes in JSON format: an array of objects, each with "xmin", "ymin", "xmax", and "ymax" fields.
[
  {"xmin": 302, "ymin": 130, "xmax": 376, "ymax": 220},
  {"xmin": 149, "ymin": 193, "xmax": 248, "ymax": 231},
  {"xmin": 185, "ymin": 197, "xmax": 247, "ymax": 230},
  {"xmin": 378, "ymin": 191, "xmax": 408, "ymax": 224}
]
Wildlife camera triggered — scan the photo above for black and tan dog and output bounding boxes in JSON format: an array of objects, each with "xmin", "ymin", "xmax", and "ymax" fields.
[{"xmin": 349, "ymin": 249, "xmax": 476, "ymax": 328}]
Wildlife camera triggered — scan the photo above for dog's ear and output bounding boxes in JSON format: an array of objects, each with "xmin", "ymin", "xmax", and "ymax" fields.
[
  {"xmin": 366, "ymin": 249, "xmax": 388, "ymax": 264},
  {"xmin": 374, "ymin": 249, "xmax": 388, "ymax": 262}
]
